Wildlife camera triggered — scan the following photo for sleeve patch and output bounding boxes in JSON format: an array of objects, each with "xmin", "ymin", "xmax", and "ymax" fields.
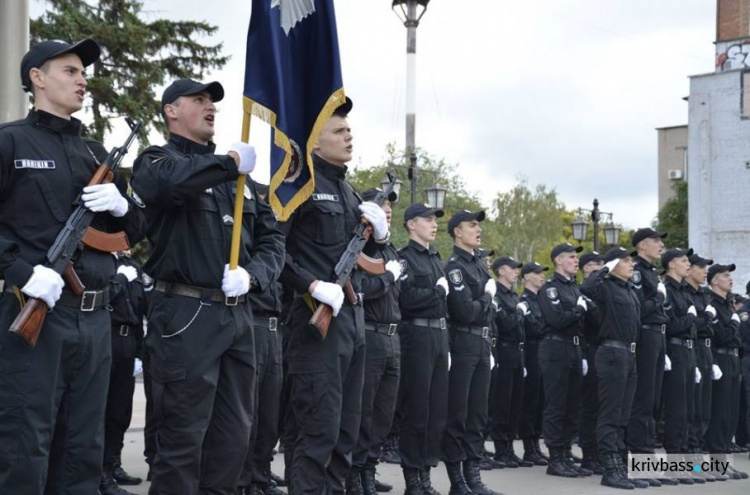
[{"xmin": 448, "ymin": 269, "xmax": 463, "ymax": 285}]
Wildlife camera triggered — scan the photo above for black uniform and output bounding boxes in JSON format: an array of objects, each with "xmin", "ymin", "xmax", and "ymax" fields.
[
  {"xmin": 131, "ymin": 133, "xmax": 285, "ymax": 495},
  {"xmin": 662, "ymin": 276, "xmax": 697, "ymax": 453},
  {"xmin": 397, "ymin": 239, "xmax": 449, "ymax": 471},
  {"xmin": 518, "ymin": 289, "xmax": 545, "ymax": 452},
  {"xmin": 688, "ymin": 284, "xmax": 714, "ymax": 452},
  {"xmin": 279, "ymin": 157, "xmax": 367, "ymax": 493},
  {"xmin": 0, "ymin": 109, "xmax": 145, "ymax": 493},
  {"xmin": 442, "ymin": 247, "xmax": 493, "ymax": 465},
  {"xmin": 578, "ymin": 291, "xmax": 601, "ymax": 464},
  {"xmin": 739, "ymin": 301, "xmax": 750, "ymax": 453},
  {"xmin": 628, "ymin": 255, "xmax": 668, "ymax": 454}
]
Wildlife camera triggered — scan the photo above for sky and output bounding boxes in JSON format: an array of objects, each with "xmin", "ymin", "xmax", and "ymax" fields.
[{"xmin": 31, "ymin": 0, "xmax": 717, "ymax": 229}]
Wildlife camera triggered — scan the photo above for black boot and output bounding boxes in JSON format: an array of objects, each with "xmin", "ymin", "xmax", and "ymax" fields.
[
  {"xmin": 346, "ymin": 469, "xmax": 365, "ymax": 495},
  {"xmin": 600, "ymin": 453, "xmax": 635, "ymax": 490},
  {"xmin": 381, "ymin": 435, "xmax": 402, "ymax": 464},
  {"xmin": 403, "ymin": 468, "xmax": 425, "ymax": 495},
  {"xmin": 545, "ymin": 448, "xmax": 579, "ymax": 477},
  {"xmin": 563, "ymin": 450, "xmax": 592, "ymax": 476},
  {"xmin": 99, "ymin": 465, "xmax": 137, "ymax": 495},
  {"xmin": 361, "ymin": 468, "xmax": 378, "ymax": 495},
  {"xmin": 445, "ymin": 462, "xmax": 473, "ymax": 495},
  {"xmin": 463, "ymin": 459, "xmax": 504, "ymax": 495},
  {"xmin": 533, "ymin": 439, "xmax": 549, "ymax": 461},
  {"xmin": 503, "ymin": 445, "xmax": 533, "ymax": 468},
  {"xmin": 580, "ymin": 449, "xmax": 605, "ymax": 475},
  {"xmin": 419, "ymin": 467, "xmax": 440, "ymax": 495},
  {"xmin": 112, "ymin": 455, "xmax": 142, "ymax": 486},
  {"xmin": 522, "ymin": 439, "xmax": 548, "ymax": 466},
  {"xmin": 493, "ymin": 441, "xmax": 518, "ymax": 468}
]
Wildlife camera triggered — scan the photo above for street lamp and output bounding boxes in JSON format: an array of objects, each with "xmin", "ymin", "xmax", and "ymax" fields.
[
  {"xmin": 380, "ymin": 175, "xmax": 404, "ymax": 202},
  {"xmin": 603, "ymin": 221, "xmax": 621, "ymax": 247},
  {"xmin": 570, "ymin": 198, "xmax": 620, "ymax": 251},
  {"xmin": 571, "ymin": 212, "xmax": 589, "ymax": 242},
  {"xmin": 424, "ymin": 182, "xmax": 446, "ymax": 209}
]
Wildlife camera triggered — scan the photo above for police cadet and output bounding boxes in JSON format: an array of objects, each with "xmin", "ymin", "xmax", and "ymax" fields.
[
  {"xmin": 490, "ymin": 254, "xmax": 533, "ymax": 469},
  {"xmin": 441, "ymin": 210, "xmax": 499, "ymax": 495},
  {"xmin": 100, "ymin": 252, "xmax": 148, "ymax": 495},
  {"xmin": 739, "ymin": 282, "xmax": 750, "ymax": 459},
  {"xmin": 705, "ymin": 264, "xmax": 748, "ymax": 479},
  {"xmin": 349, "ymin": 188, "xmax": 402, "ymax": 495},
  {"xmin": 397, "ymin": 203, "xmax": 449, "ymax": 493},
  {"xmin": 537, "ymin": 243, "xmax": 592, "ymax": 478},
  {"xmin": 279, "ymin": 98, "xmax": 390, "ymax": 493},
  {"xmin": 0, "ymin": 39, "xmax": 146, "ymax": 493},
  {"xmin": 579, "ymin": 247, "xmax": 641, "ymax": 490},
  {"xmin": 518, "ymin": 261, "xmax": 550, "ymax": 466},
  {"xmin": 131, "ymin": 78, "xmax": 285, "ymax": 495}
]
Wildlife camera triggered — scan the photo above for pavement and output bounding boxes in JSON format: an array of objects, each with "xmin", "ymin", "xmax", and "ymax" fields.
[{"xmin": 119, "ymin": 380, "xmax": 750, "ymax": 494}]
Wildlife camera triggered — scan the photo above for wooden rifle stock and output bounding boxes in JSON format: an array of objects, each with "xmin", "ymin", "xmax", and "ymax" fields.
[{"xmin": 9, "ymin": 298, "xmax": 48, "ymax": 347}]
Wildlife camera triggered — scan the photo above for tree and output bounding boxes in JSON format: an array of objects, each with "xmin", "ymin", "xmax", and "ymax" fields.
[
  {"xmin": 654, "ymin": 181, "xmax": 688, "ymax": 248},
  {"xmin": 31, "ymin": 0, "xmax": 229, "ymax": 145}
]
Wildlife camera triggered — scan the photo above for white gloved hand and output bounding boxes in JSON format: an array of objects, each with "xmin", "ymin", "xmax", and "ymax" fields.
[
  {"xmin": 523, "ymin": 367, "xmax": 528, "ymax": 378},
  {"xmin": 82, "ymin": 183, "xmax": 129, "ymax": 217},
  {"xmin": 484, "ymin": 279, "xmax": 497, "ymax": 298},
  {"xmin": 311, "ymin": 281, "xmax": 345, "ymax": 317},
  {"xmin": 657, "ymin": 282, "xmax": 667, "ymax": 300},
  {"xmin": 221, "ymin": 264, "xmax": 251, "ymax": 297},
  {"xmin": 695, "ymin": 367, "xmax": 702, "ymax": 384},
  {"xmin": 229, "ymin": 141, "xmax": 257, "ymax": 174},
  {"xmin": 21, "ymin": 265, "xmax": 64, "ymax": 309},
  {"xmin": 705, "ymin": 305, "xmax": 717, "ymax": 318},
  {"xmin": 712, "ymin": 364, "xmax": 723, "ymax": 381},
  {"xmin": 133, "ymin": 358, "xmax": 143, "ymax": 377},
  {"xmin": 732, "ymin": 313, "xmax": 741, "ymax": 324},
  {"xmin": 436, "ymin": 277, "xmax": 449, "ymax": 295},
  {"xmin": 577, "ymin": 295, "xmax": 588, "ymax": 312},
  {"xmin": 359, "ymin": 202, "xmax": 389, "ymax": 241},
  {"xmin": 490, "ymin": 353, "xmax": 496, "ymax": 369},
  {"xmin": 385, "ymin": 260, "xmax": 403, "ymax": 280},
  {"xmin": 604, "ymin": 259, "xmax": 620, "ymax": 272},
  {"xmin": 582, "ymin": 359, "xmax": 589, "ymax": 376},
  {"xmin": 117, "ymin": 265, "xmax": 138, "ymax": 282},
  {"xmin": 664, "ymin": 354, "xmax": 672, "ymax": 371},
  {"xmin": 517, "ymin": 301, "xmax": 530, "ymax": 316},
  {"xmin": 687, "ymin": 305, "xmax": 697, "ymax": 317}
]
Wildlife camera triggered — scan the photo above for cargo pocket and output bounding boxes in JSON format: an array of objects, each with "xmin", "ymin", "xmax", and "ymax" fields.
[
  {"xmin": 312, "ymin": 200, "xmax": 345, "ymax": 245},
  {"xmin": 0, "ymin": 361, "xmax": 28, "ymax": 473},
  {"xmin": 147, "ymin": 297, "xmax": 197, "ymax": 383}
]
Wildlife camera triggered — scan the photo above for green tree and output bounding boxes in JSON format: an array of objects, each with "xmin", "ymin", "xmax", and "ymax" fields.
[
  {"xmin": 654, "ymin": 181, "xmax": 688, "ymax": 248},
  {"xmin": 31, "ymin": 0, "xmax": 229, "ymax": 145}
]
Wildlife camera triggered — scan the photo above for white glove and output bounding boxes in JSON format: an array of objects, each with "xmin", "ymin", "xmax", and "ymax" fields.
[
  {"xmin": 604, "ymin": 259, "xmax": 620, "ymax": 272},
  {"xmin": 582, "ymin": 359, "xmax": 589, "ymax": 376},
  {"xmin": 385, "ymin": 260, "xmax": 403, "ymax": 280},
  {"xmin": 516, "ymin": 301, "xmax": 530, "ymax": 316},
  {"xmin": 577, "ymin": 295, "xmax": 588, "ymax": 312},
  {"xmin": 229, "ymin": 141, "xmax": 257, "ymax": 174},
  {"xmin": 490, "ymin": 353, "xmax": 496, "ymax": 369},
  {"xmin": 687, "ymin": 305, "xmax": 697, "ymax": 317},
  {"xmin": 221, "ymin": 264, "xmax": 251, "ymax": 298},
  {"xmin": 712, "ymin": 364, "xmax": 723, "ymax": 381},
  {"xmin": 664, "ymin": 354, "xmax": 672, "ymax": 371},
  {"xmin": 133, "ymin": 358, "xmax": 143, "ymax": 377},
  {"xmin": 117, "ymin": 265, "xmax": 138, "ymax": 282},
  {"xmin": 359, "ymin": 202, "xmax": 389, "ymax": 241},
  {"xmin": 732, "ymin": 313, "xmax": 741, "ymax": 324},
  {"xmin": 705, "ymin": 305, "xmax": 717, "ymax": 318},
  {"xmin": 436, "ymin": 277, "xmax": 449, "ymax": 295},
  {"xmin": 657, "ymin": 282, "xmax": 667, "ymax": 299},
  {"xmin": 523, "ymin": 367, "xmax": 528, "ymax": 378},
  {"xmin": 695, "ymin": 367, "xmax": 702, "ymax": 384},
  {"xmin": 484, "ymin": 279, "xmax": 496, "ymax": 298},
  {"xmin": 311, "ymin": 281, "xmax": 345, "ymax": 317},
  {"xmin": 21, "ymin": 265, "xmax": 64, "ymax": 309},
  {"xmin": 82, "ymin": 183, "xmax": 129, "ymax": 217}
]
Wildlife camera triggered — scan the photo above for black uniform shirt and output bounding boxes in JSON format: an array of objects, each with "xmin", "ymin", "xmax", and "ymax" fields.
[
  {"xmin": 0, "ymin": 110, "xmax": 145, "ymax": 290},
  {"xmin": 687, "ymin": 284, "xmax": 714, "ymax": 340},
  {"xmin": 538, "ymin": 271, "xmax": 585, "ymax": 337},
  {"xmin": 581, "ymin": 289, "xmax": 601, "ymax": 350},
  {"xmin": 663, "ymin": 276, "xmax": 697, "ymax": 340},
  {"xmin": 444, "ymin": 246, "xmax": 493, "ymax": 327},
  {"xmin": 494, "ymin": 282, "xmax": 524, "ymax": 342},
  {"xmin": 250, "ymin": 281, "xmax": 283, "ymax": 317},
  {"xmin": 361, "ymin": 241, "xmax": 401, "ymax": 324},
  {"xmin": 580, "ymin": 268, "xmax": 640, "ymax": 344},
  {"xmin": 738, "ymin": 301, "xmax": 750, "ymax": 356},
  {"xmin": 708, "ymin": 290, "xmax": 741, "ymax": 349},
  {"xmin": 131, "ymin": 133, "xmax": 285, "ymax": 290},
  {"xmin": 520, "ymin": 289, "xmax": 544, "ymax": 341},
  {"xmin": 398, "ymin": 239, "xmax": 447, "ymax": 320},
  {"xmin": 632, "ymin": 255, "xmax": 668, "ymax": 325},
  {"xmin": 109, "ymin": 255, "xmax": 147, "ymax": 329}
]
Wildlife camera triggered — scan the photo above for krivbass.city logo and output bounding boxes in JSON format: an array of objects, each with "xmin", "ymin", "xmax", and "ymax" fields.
[{"xmin": 628, "ymin": 453, "xmax": 733, "ymax": 478}]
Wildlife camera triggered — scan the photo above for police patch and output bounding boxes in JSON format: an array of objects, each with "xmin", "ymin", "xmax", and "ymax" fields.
[
  {"xmin": 222, "ymin": 214, "xmax": 234, "ymax": 225},
  {"xmin": 399, "ymin": 259, "xmax": 407, "ymax": 271},
  {"xmin": 631, "ymin": 271, "xmax": 641, "ymax": 284},
  {"xmin": 741, "ymin": 312, "xmax": 749, "ymax": 322},
  {"xmin": 448, "ymin": 269, "xmax": 463, "ymax": 285},
  {"xmin": 14, "ymin": 159, "xmax": 55, "ymax": 170},
  {"xmin": 128, "ymin": 185, "xmax": 145, "ymax": 208},
  {"xmin": 546, "ymin": 287, "xmax": 558, "ymax": 300},
  {"xmin": 312, "ymin": 193, "xmax": 339, "ymax": 202}
]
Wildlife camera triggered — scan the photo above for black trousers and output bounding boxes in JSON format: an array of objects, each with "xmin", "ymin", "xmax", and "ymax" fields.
[
  {"xmin": 518, "ymin": 340, "xmax": 544, "ymax": 442},
  {"xmin": 596, "ymin": 345, "xmax": 637, "ymax": 455},
  {"xmin": 239, "ymin": 316, "xmax": 283, "ymax": 487},
  {"xmin": 628, "ymin": 326, "xmax": 665, "ymax": 453},
  {"xmin": 0, "ymin": 294, "xmax": 111, "ymax": 494},
  {"xmin": 538, "ymin": 338, "xmax": 582, "ymax": 450},
  {"xmin": 689, "ymin": 342, "xmax": 713, "ymax": 451},
  {"xmin": 142, "ymin": 345, "xmax": 158, "ymax": 466},
  {"xmin": 353, "ymin": 326, "xmax": 401, "ymax": 470},
  {"xmin": 662, "ymin": 343, "xmax": 696, "ymax": 453},
  {"xmin": 741, "ymin": 355, "xmax": 750, "ymax": 446},
  {"xmin": 488, "ymin": 343, "xmax": 524, "ymax": 445},
  {"xmin": 278, "ymin": 319, "xmax": 296, "ymax": 485},
  {"xmin": 103, "ymin": 326, "xmax": 138, "ymax": 465},
  {"xmin": 579, "ymin": 344, "xmax": 599, "ymax": 455},
  {"xmin": 705, "ymin": 352, "xmax": 741, "ymax": 453},
  {"xmin": 398, "ymin": 322, "xmax": 449, "ymax": 470},
  {"xmin": 286, "ymin": 299, "xmax": 365, "ymax": 494},
  {"xmin": 147, "ymin": 292, "xmax": 256, "ymax": 495}
]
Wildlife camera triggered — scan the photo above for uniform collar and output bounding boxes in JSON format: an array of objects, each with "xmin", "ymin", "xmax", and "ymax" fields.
[
  {"xmin": 553, "ymin": 271, "xmax": 575, "ymax": 284},
  {"xmin": 498, "ymin": 282, "xmax": 514, "ymax": 294},
  {"xmin": 168, "ymin": 133, "xmax": 216, "ymax": 155},
  {"xmin": 634, "ymin": 255, "xmax": 656, "ymax": 269},
  {"xmin": 709, "ymin": 290, "xmax": 728, "ymax": 304},
  {"xmin": 314, "ymin": 154, "xmax": 348, "ymax": 180},
  {"xmin": 665, "ymin": 275, "xmax": 683, "ymax": 288},
  {"xmin": 29, "ymin": 108, "xmax": 82, "ymax": 135},
  {"xmin": 408, "ymin": 239, "xmax": 438, "ymax": 255},
  {"xmin": 452, "ymin": 245, "xmax": 477, "ymax": 261},
  {"xmin": 522, "ymin": 288, "xmax": 538, "ymax": 299}
]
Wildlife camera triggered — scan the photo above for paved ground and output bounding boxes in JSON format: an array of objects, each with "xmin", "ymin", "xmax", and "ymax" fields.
[{"xmin": 120, "ymin": 381, "xmax": 750, "ymax": 494}]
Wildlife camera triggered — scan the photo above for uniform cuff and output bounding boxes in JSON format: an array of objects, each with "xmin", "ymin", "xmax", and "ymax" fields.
[{"xmin": 4, "ymin": 257, "xmax": 35, "ymax": 288}]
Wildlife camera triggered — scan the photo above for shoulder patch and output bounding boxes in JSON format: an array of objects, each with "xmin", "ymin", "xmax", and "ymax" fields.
[
  {"xmin": 399, "ymin": 259, "xmax": 407, "ymax": 270},
  {"xmin": 448, "ymin": 269, "xmax": 463, "ymax": 285},
  {"xmin": 545, "ymin": 287, "xmax": 558, "ymax": 300},
  {"xmin": 741, "ymin": 312, "xmax": 749, "ymax": 322},
  {"xmin": 631, "ymin": 271, "xmax": 641, "ymax": 284},
  {"xmin": 128, "ymin": 184, "xmax": 145, "ymax": 208}
]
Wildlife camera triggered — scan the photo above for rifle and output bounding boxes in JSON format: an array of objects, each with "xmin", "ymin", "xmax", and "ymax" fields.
[
  {"xmin": 309, "ymin": 174, "xmax": 398, "ymax": 340},
  {"xmin": 10, "ymin": 118, "xmax": 142, "ymax": 347}
]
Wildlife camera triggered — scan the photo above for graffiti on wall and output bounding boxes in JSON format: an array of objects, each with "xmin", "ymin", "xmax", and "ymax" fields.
[{"xmin": 717, "ymin": 41, "xmax": 750, "ymax": 71}]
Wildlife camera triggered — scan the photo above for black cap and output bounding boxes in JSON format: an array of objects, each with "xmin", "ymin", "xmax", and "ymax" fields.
[
  {"xmin": 632, "ymin": 228, "xmax": 667, "ymax": 247},
  {"xmin": 550, "ymin": 243, "xmax": 583, "ymax": 261},
  {"xmin": 521, "ymin": 262, "xmax": 549, "ymax": 276},
  {"xmin": 579, "ymin": 251, "xmax": 604, "ymax": 268},
  {"xmin": 688, "ymin": 253, "xmax": 714, "ymax": 267},
  {"xmin": 21, "ymin": 38, "xmax": 101, "ymax": 92},
  {"xmin": 708, "ymin": 263, "xmax": 736, "ymax": 284},
  {"xmin": 603, "ymin": 246, "xmax": 638, "ymax": 263},
  {"xmin": 477, "ymin": 248, "xmax": 495, "ymax": 259},
  {"xmin": 661, "ymin": 247, "xmax": 694, "ymax": 268},
  {"xmin": 361, "ymin": 187, "xmax": 397, "ymax": 203},
  {"xmin": 447, "ymin": 210, "xmax": 485, "ymax": 234},
  {"xmin": 746, "ymin": 280, "xmax": 750, "ymax": 296},
  {"xmin": 334, "ymin": 96, "xmax": 353, "ymax": 116},
  {"xmin": 162, "ymin": 79, "xmax": 225, "ymax": 107},
  {"xmin": 404, "ymin": 203, "xmax": 444, "ymax": 222},
  {"xmin": 492, "ymin": 256, "xmax": 523, "ymax": 272},
  {"xmin": 731, "ymin": 292, "xmax": 748, "ymax": 304}
]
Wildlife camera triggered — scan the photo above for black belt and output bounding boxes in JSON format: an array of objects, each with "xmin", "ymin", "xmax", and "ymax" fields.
[
  {"xmin": 601, "ymin": 339, "xmax": 636, "ymax": 353},
  {"xmin": 113, "ymin": 324, "xmax": 131, "ymax": 337},
  {"xmin": 452, "ymin": 324, "xmax": 491, "ymax": 339},
  {"xmin": 253, "ymin": 315, "xmax": 278, "ymax": 331},
  {"xmin": 404, "ymin": 317, "xmax": 446, "ymax": 329},
  {"xmin": 700, "ymin": 338, "xmax": 711, "ymax": 348},
  {"xmin": 365, "ymin": 321, "xmax": 399, "ymax": 336},
  {"xmin": 716, "ymin": 347, "xmax": 739, "ymax": 357},
  {"xmin": 495, "ymin": 340, "xmax": 525, "ymax": 350},
  {"xmin": 544, "ymin": 334, "xmax": 580, "ymax": 346},
  {"xmin": 668, "ymin": 337, "xmax": 694, "ymax": 349},
  {"xmin": 643, "ymin": 324, "xmax": 666, "ymax": 334},
  {"xmin": 58, "ymin": 288, "xmax": 109, "ymax": 311},
  {"xmin": 155, "ymin": 280, "xmax": 246, "ymax": 306}
]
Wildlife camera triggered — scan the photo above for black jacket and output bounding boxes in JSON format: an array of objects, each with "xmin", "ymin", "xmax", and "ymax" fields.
[
  {"xmin": 398, "ymin": 239, "xmax": 447, "ymax": 320},
  {"xmin": 519, "ymin": 289, "xmax": 544, "ymax": 341},
  {"xmin": 663, "ymin": 275, "xmax": 697, "ymax": 340},
  {"xmin": 538, "ymin": 272, "xmax": 585, "ymax": 337},
  {"xmin": 494, "ymin": 282, "xmax": 524, "ymax": 342},
  {"xmin": 580, "ymin": 268, "xmax": 640, "ymax": 344},
  {"xmin": 361, "ymin": 241, "xmax": 401, "ymax": 324},
  {"xmin": 708, "ymin": 290, "xmax": 741, "ymax": 349},
  {"xmin": 444, "ymin": 246, "xmax": 493, "ymax": 327},
  {"xmin": 632, "ymin": 255, "xmax": 668, "ymax": 325}
]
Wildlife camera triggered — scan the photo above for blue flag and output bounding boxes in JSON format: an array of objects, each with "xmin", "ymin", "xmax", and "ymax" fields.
[{"xmin": 243, "ymin": 0, "xmax": 346, "ymax": 221}]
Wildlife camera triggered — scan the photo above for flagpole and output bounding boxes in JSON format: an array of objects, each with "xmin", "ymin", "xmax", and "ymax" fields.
[{"xmin": 229, "ymin": 108, "xmax": 252, "ymax": 270}]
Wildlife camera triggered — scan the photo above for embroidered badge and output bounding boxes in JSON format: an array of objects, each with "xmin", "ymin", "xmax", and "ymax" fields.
[
  {"xmin": 128, "ymin": 185, "xmax": 146, "ymax": 208},
  {"xmin": 632, "ymin": 271, "xmax": 641, "ymax": 284},
  {"xmin": 14, "ymin": 159, "xmax": 55, "ymax": 170},
  {"xmin": 741, "ymin": 312, "xmax": 749, "ymax": 322},
  {"xmin": 312, "ymin": 193, "xmax": 339, "ymax": 202},
  {"xmin": 399, "ymin": 259, "xmax": 407, "ymax": 271},
  {"xmin": 546, "ymin": 287, "xmax": 558, "ymax": 300},
  {"xmin": 222, "ymin": 214, "xmax": 234, "ymax": 225},
  {"xmin": 448, "ymin": 269, "xmax": 463, "ymax": 285}
]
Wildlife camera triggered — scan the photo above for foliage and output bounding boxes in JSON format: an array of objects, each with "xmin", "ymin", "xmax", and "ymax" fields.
[{"xmin": 654, "ymin": 181, "xmax": 688, "ymax": 248}]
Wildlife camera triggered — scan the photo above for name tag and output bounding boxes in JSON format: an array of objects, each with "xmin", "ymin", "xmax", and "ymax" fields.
[
  {"xmin": 14, "ymin": 159, "xmax": 55, "ymax": 170},
  {"xmin": 312, "ymin": 193, "xmax": 338, "ymax": 202}
]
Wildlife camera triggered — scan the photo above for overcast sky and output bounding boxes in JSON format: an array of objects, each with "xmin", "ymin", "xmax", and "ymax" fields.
[{"xmin": 32, "ymin": 0, "xmax": 716, "ymax": 229}]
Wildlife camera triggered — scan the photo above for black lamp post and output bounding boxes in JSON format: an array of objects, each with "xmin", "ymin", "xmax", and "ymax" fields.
[{"xmin": 571, "ymin": 198, "xmax": 620, "ymax": 252}]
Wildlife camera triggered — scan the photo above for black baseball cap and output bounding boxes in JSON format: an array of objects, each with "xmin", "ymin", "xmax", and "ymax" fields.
[
  {"xmin": 688, "ymin": 253, "xmax": 714, "ymax": 267},
  {"xmin": 746, "ymin": 280, "xmax": 750, "ymax": 296},
  {"xmin": 447, "ymin": 210, "xmax": 486, "ymax": 235},
  {"xmin": 162, "ymin": 79, "xmax": 225, "ymax": 107},
  {"xmin": 404, "ymin": 203, "xmax": 444, "ymax": 222},
  {"xmin": 732, "ymin": 293, "xmax": 748, "ymax": 304},
  {"xmin": 361, "ymin": 187, "xmax": 397, "ymax": 203},
  {"xmin": 579, "ymin": 251, "xmax": 604, "ymax": 268},
  {"xmin": 661, "ymin": 247, "xmax": 694, "ymax": 268},
  {"xmin": 550, "ymin": 243, "xmax": 583, "ymax": 261},
  {"xmin": 478, "ymin": 248, "xmax": 495, "ymax": 259},
  {"xmin": 632, "ymin": 228, "xmax": 667, "ymax": 247},
  {"xmin": 334, "ymin": 96, "xmax": 353, "ymax": 116},
  {"xmin": 708, "ymin": 263, "xmax": 736, "ymax": 284},
  {"xmin": 492, "ymin": 256, "xmax": 523, "ymax": 272},
  {"xmin": 521, "ymin": 262, "xmax": 549, "ymax": 276},
  {"xmin": 21, "ymin": 38, "xmax": 101, "ymax": 92},
  {"xmin": 603, "ymin": 246, "xmax": 638, "ymax": 263}
]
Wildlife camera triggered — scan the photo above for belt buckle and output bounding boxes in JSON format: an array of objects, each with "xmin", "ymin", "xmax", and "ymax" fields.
[
  {"xmin": 225, "ymin": 295, "xmax": 239, "ymax": 306},
  {"xmin": 268, "ymin": 317, "xmax": 278, "ymax": 331},
  {"xmin": 687, "ymin": 339, "xmax": 693, "ymax": 349},
  {"xmin": 439, "ymin": 318, "xmax": 446, "ymax": 330},
  {"xmin": 119, "ymin": 324, "xmax": 129, "ymax": 337},
  {"xmin": 573, "ymin": 336, "xmax": 580, "ymax": 346},
  {"xmin": 519, "ymin": 342, "xmax": 525, "ymax": 351},
  {"xmin": 491, "ymin": 338, "xmax": 497, "ymax": 347},
  {"xmin": 630, "ymin": 342, "xmax": 636, "ymax": 353},
  {"xmin": 482, "ymin": 327, "xmax": 489, "ymax": 338},
  {"xmin": 705, "ymin": 338, "xmax": 711, "ymax": 348},
  {"xmin": 80, "ymin": 291, "xmax": 97, "ymax": 312},
  {"xmin": 388, "ymin": 323, "xmax": 397, "ymax": 336},
  {"xmin": 660, "ymin": 324, "xmax": 666, "ymax": 334}
]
